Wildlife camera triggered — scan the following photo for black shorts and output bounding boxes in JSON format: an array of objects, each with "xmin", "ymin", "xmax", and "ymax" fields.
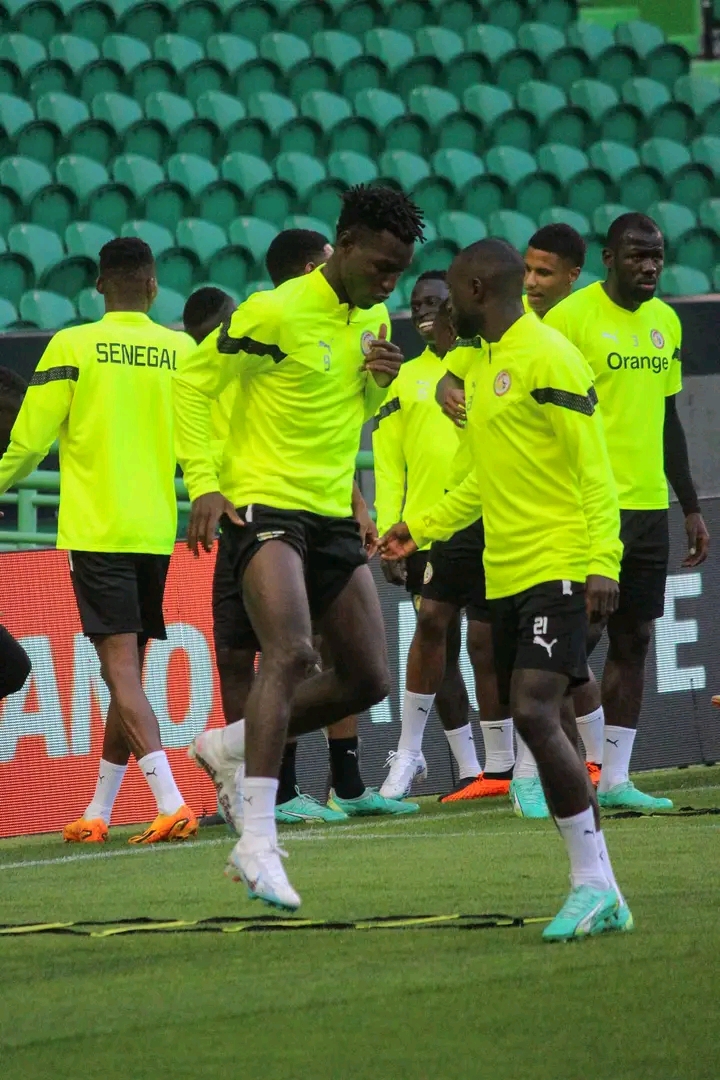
[
  {"xmin": 421, "ymin": 517, "xmax": 490, "ymax": 622},
  {"xmin": 217, "ymin": 504, "xmax": 368, "ymax": 643},
  {"xmin": 68, "ymin": 551, "xmax": 170, "ymax": 643},
  {"xmin": 613, "ymin": 509, "xmax": 669, "ymax": 624},
  {"xmin": 213, "ymin": 529, "xmax": 258, "ymax": 652},
  {"xmin": 488, "ymin": 579, "xmax": 588, "ymax": 707},
  {"xmin": 405, "ymin": 550, "xmax": 429, "ymax": 601}
]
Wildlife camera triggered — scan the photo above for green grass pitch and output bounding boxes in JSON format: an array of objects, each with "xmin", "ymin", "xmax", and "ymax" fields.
[{"xmin": 1, "ymin": 765, "xmax": 718, "ymax": 1080}]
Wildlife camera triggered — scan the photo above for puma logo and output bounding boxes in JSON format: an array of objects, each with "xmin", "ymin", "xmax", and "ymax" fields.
[
  {"xmin": 417, "ymin": 706, "xmax": 430, "ymax": 715},
  {"xmin": 583, "ymin": 829, "xmax": 595, "ymax": 836},
  {"xmin": 533, "ymin": 635, "xmax": 558, "ymax": 658},
  {"xmin": 144, "ymin": 768, "xmax": 158, "ymax": 778},
  {"xmin": 606, "ymin": 738, "xmax": 619, "ymax": 747},
  {"xmin": 347, "ymin": 750, "xmax": 358, "ymax": 758},
  {"xmin": 243, "ymin": 795, "xmax": 253, "ymax": 805}
]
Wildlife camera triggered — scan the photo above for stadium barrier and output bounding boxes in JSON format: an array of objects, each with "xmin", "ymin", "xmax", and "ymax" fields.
[{"xmin": 1, "ymin": 502, "xmax": 719, "ymax": 838}]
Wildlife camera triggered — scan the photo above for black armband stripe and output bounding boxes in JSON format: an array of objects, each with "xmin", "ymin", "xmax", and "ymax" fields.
[
  {"xmin": 373, "ymin": 396, "xmax": 401, "ymax": 429},
  {"xmin": 29, "ymin": 366, "xmax": 79, "ymax": 386},
  {"xmin": 531, "ymin": 384, "xmax": 597, "ymax": 415},
  {"xmin": 217, "ymin": 319, "xmax": 286, "ymax": 364}
]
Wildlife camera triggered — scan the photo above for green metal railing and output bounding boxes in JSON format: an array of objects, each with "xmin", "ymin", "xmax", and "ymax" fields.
[{"xmin": 0, "ymin": 450, "xmax": 375, "ymax": 550}]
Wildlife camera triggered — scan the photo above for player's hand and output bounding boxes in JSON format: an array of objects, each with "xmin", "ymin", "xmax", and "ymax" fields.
[
  {"xmin": 381, "ymin": 556, "xmax": 407, "ymax": 586},
  {"xmin": 187, "ymin": 492, "xmax": 243, "ymax": 557},
  {"xmin": 585, "ymin": 575, "xmax": 619, "ymax": 621},
  {"xmin": 356, "ymin": 505, "xmax": 379, "ymax": 556},
  {"xmin": 683, "ymin": 512, "xmax": 709, "ymax": 568},
  {"xmin": 363, "ymin": 324, "xmax": 403, "ymax": 387},
  {"xmin": 378, "ymin": 522, "xmax": 418, "ymax": 561},
  {"xmin": 442, "ymin": 386, "xmax": 467, "ymax": 427}
]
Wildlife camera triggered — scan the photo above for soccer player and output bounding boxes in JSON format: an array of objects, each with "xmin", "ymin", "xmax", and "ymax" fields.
[
  {"xmin": 381, "ymin": 238, "xmax": 631, "ymax": 941},
  {"xmin": 184, "ymin": 272, "xmax": 413, "ymax": 825},
  {"xmin": 0, "ymin": 238, "xmax": 198, "ymax": 843},
  {"xmin": 545, "ymin": 212, "xmax": 709, "ymax": 810},
  {"xmin": 374, "ymin": 273, "xmax": 488, "ymax": 800},
  {"xmin": 175, "ymin": 186, "xmax": 424, "ymax": 909}
]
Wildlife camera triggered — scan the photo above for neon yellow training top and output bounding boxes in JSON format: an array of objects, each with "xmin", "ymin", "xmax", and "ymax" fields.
[
  {"xmin": 372, "ymin": 347, "xmax": 460, "ymax": 547},
  {"xmin": 406, "ymin": 312, "xmax": 622, "ymax": 600},
  {"xmin": 544, "ymin": 281, "xmax": 682, "ymax": 510},
  {"xmin": 444, "ymin": 339, "xmax": 483, "ymax": 491},
  {"xmin": 0, "ymin": 312, "xmax": 192, "ymax": 553},
  {"xmin": 173, "ymin": 269, "xmax": 390, "ymax": 518}
]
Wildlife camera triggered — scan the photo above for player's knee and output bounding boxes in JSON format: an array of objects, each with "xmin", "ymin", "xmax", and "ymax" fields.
[
  {"xmin": 266, "ymin": 639, "xmax": 318, "ymax": 682},
  {"xmin": 608, "ymin": 621, "xmax": 652, "ymax": 666},
  {"xmin": 416, "ymin": 606, "xmax": 450, "ymax": 649},
  {"xmin": 466, "ymin": 621, "xmax": 493, "ymax": 673},
  {"xmin": 347, "ymin": 658, "xmax": 391, "ymax": 711}
]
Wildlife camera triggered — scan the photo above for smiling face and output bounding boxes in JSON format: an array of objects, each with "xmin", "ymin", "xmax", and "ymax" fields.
[
  {"xmin": 604, "ymin": 229, "xmax": 665, "ymax": 308},
  {"xmin": 524, "ymin": 247, "xmax": 580, "ymax": 317},
  {"xmin": 410, "ymin": 276, "xmax": 450, "ymax": 345},
  {"xmin": 337, "ymin": 227, "xmax": 415, "ymax": 309}
]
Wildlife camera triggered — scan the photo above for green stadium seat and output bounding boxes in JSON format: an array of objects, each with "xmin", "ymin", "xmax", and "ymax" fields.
[
  {"xmin": 674, "ymin": 74, "xmax": 720, "ymax": 136},
  {"xmin": 646, "ymin": 198, "xmax": 696, "ymax": 242},
  {"xmin": 13, "ymin": 90, "xmax": 81, "ymax": 165},
  {"xmin": 0, "ymin": 154, "xmax": 51, "ymax": 234},
  {"xmin": 154, "ymin": 33, "xmax": 204, "ymax": 78},
  {"xmin": 640, "ymin": 137, "xmax": 710, "ymax": 206},
  {"xmin": 569, "ymin": 77, "xmax": 618, "ymax": 124},
  {"xmin": 468, "ymin": 25, "xmax": 542, "ymax": 93},
  {"xmin": 615, "ymin": 20, "xmax": 663, "ymax": 58},
  {"xmin": 354, "ymin": 86, "xmax": 405, "ymax": 132},
  {"xmin": 112, "ymin": 152, "xmax": 164, "ymax": 201},
  {"xmin": 569, "ymin": 78, "xmax": 641, "ymax": 145},
  {"xmin": 0, "ymin": 90, "xmax": 33, "ymax": 156},
  {"xmin": 378, "ymin": 148, "xmax": 430, "ymax": 193},
  {"xmin": 282, "ymin": 212, "xmax": 330, "ymax": 236},
  {"xmin": 574, "ymin": 269, "xmax": 601, "ymax": 289},
  {"xmin": 0, "ymin": 295, "xmax": 19, "ymax": 328},
  {"xmin": 311, "ymin": 29, "xmax": 361, "ymax": 73},
  {"xmin": 463, "ymin": 83, "xmax": 535, "ymax": 152},
  {"xmin": 537, "ymin": 205, "xmax": 591, "ymax": 236},
  {"xmin": 484, "ymin": 0, "xmax": 526, "ymax": 34},
  {"xmin": 36, "ymin": 89, "xmax": 89, "ymax": 135},
  {"xmin": 68, "ymin": 0, "xmax": 114, "ymax": 47},
  {"xmin": 590, "ymin": 139, "xmax": 664, "ymax": 210},
  {"xmin": 444, "ymin": 48, "xmax": 492, "ymax": 100},
  {"xmin": 594, "ymin": 42, "xmax": 640, "ymax": 93},
  {"xmin": 284, "ymin": 0, "xmax": 332, "ymax": 42},
  {"xmin": 8, "ymin": 222, "xmax": 62, "ymax": 279},
  {"xmin": 299, "ymin": 89, "xmax": 351, "ymax": 139},
  {"xmin": 48, "ymin": 33, "xmax": 99, "ymax": 77},
  {"xmin": 533, "ymin": 0, "xmax": 575, "ymax": 29},
  {"xmin": 100, "ymin": 33, "xmax": 151, "ymax": 91},
  {"xmin": 206, "ymin": 241, "xmax": 253, "ymax": 291},
  {"xmin": 432, "ymin": 147, "xmax": 485, "ymax": 194},
  {"xmin": 0, "ymin": 245, "xmax": 32, "ymax": 302},
  {"xmin": 487, "ymin": 209, "xmax": 536, "ymax": 250},
  {"xmin": 224, "ymin": 0, "xmax": 275, "ymax": 42},
  {"xmin": 621, "ymin": 76, "xmax": 681, "ymax": 139},
  {"xmin": 381, "ymin": 0, "xmax": 427, "ymax": 34},
  {"xmin": 566, "ymin": 21, "xmax": 615, "ymax": 62},
  {"xmin": 412, "ymin": 235, "xmax": 455, "ymax": 275},
  {"xmin": 77, "ymin": 285, "xmax": 104, "ymax": 321},
  {"xmin": 536, "ymin": 143, "xmax": 613, "ymax": 219},
  {"xmin": 700, "ymin": 198, "xmax": 720, "ymax": 238},
  {"xmin": 174, "ymin": 0, "xmax": 223, "ymax": 45},
  {"xmin": 517, "ymin": 22, "xmax": 566, "ymax": 65},
  {"xmin": 176, "ymin": 216, "xmax": 227, "ymax": 266},
  {"xmin": 166, "ymin": 151, "xmax": 218, "ymax": 199},
  {"xmin": 435, "ymin": 0, "xmax": 476, "ymax": 34},
  {"xmin": 214, "ymin": 149, "xmax": 288, "ymax": 226},
  {"xmin": 205, "ymin": 33, "xmax": 257, "ymax": 74},
  {"xmin": 155, "ymin": 243, "xmax": 199, "ymax": 294},
  {"xmin": 517, "ymin": 80, "xmax": 589, "ymax": 148},
  {"xmin": 364, "ymin": 27, "xmax": 414, "ymax": 74},
  {"xmin": 415, "ymin": 25, "xmax": 464, "ymax": 66},
  {"xmin": 274, "ymin": 150, "xmax": 326, "ymax": 200},
  {"xmin": 149, "ymin": 283, "xmax": 185, "ymax": 323},
  {"xmin": 303, "ymin": 178, "xmax": 343, "ymax": 228},
  {"xmin": 55, "ymin": 153, "xmax": 109, "ymax": 205},
  {"xmin": 436, "ymin": 209, "xmax": 486, "ymax": 249},
  {"xmin": 0, "ymin": 32, "xmax": 46, "ymax": 84},
  {"xmin": 118, "ymin": 1, "xmax": 172, "ymax": 48},
  {"xmin": 91, "ymin": 88, "xmax": 141, "ymax": 133},
  {"xmin": 407, "ymin": 85, "xmax": 459, "ymax": 131},
  {"xmin": 228, "ymin": 214, "xmax": 278, "ymax": 267},
  {"xmin": 20, "ymin": 288, "xmax": 76, "ymax": 328},
  {"xmin": 674, "ymin": 223, "xmax": 719, "ymax": 279},
  {"xmin": 247, "ymin": 89, "xmax": 297, "ymax": 134},
  {"xmin": 130, "ymin": 55, "xmax": 178, "ymax": 102},
  {"xmin": 587, "ymin": 139, "xmax": 638, "ymax": 181},
  {"xmin": 336, "ymin": 0, "xmax": 379, "ymax": 38},
  {"xmin": 194, "ymin": 87, "xmax": 245, "ymax": 147},
  {"xmin": 259, "ymin": 31, "xmax": 310, "ymax": 74},
  {"xmin": 145, "ymin": 89, "xmax": 195, "ymax": 136},
  {"xmin": 240, "ymin": 277, "xmax": 272, "ymax": 299},
  {"xmin": 660, "ymin": 264, "xmax": 710, "ymax": 296},
  {"xmin": 692, "ymin": 134, "xmax": 720, "ymax": 183},
  {"xmin": 65, "ymin": 220, "xmax": 114, "ymax": 260},
  {"xmin": 591, "ymin": 202, "xmax": 631, "ymax": 240},
  {"xmin": 122, "ymin": 218, "xmax": 174, "ymax": 258},
  {"xmin": 6, "ymin": 0, "xmax": 63, "ymax": 40},
  {"xmin": 327, "ymin": 148, "xmax": 378, "ymax": 187},
  {"xmin": 487, "ymin": 144, "xmax": 560, "ymax": 219},
  {"xmin": 644, "ymin": 43, "xmax": 690, "ymax": 91},
  {"xmin": 464, "ymin": 24, "xmax": 514, "ymax": 67}
]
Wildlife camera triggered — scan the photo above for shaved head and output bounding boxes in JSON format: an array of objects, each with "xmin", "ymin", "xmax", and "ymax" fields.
[{"xmin": 447, "ymin": 239, "xmax": 525, "ymax": 339}]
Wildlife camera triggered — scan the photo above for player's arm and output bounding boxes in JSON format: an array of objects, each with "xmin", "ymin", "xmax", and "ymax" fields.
[
  {"xmin": 372, "ymin": 393, "xmax": 408, "ymax": 584},
  {"xmin": 436, "ymin": 371, "xmax": 466, "ymax": 427},
  {"xmin": 174, "ymin": 294, "xmax": 277, "ymax": 553},
  {"xmin": 351, "ymin": 480, "xmax": 378, "ymax": 556},
  {"xmin": 536, "ymin": 355, "xmax": 622, "ymax": 619},
  {"xmin": 0, "ymin": 336, "xmax": 75, "ymax": 494},
  {"xmin": 379, "ymin": 468, "xmax": 483, "ymax": 560},
  {"xmin": 663, "ymin": 337, "xmax": 709, "ymax": 567}
]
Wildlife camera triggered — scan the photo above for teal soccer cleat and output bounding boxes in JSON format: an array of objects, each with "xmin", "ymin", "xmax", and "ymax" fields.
[
  {"xmin": 542, "ymin": 885, "xmax": 618, "ymax": 943},
  {"xmin": 598, "ymin": 781, "xmax": 673, "ymax": 812},
  {"xmin": 275, "ymin": 791, "xmax": 348, "ymax": 824},
  {"xmin": 510, "ymin": 776, "xmax": 550, "ymax": 819},
  {"xmin": 328, "ymin": 788, "xmax": 420, "ymax": 816}
]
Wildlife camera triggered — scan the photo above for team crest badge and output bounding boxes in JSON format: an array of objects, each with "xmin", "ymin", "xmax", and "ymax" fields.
[
  {"xmin": 423, "ymin": 561, "xmax": 433, "ymax": 585},
  {"xmin": 494, "ymin": 370, "xmax": 511, "ymax": 396},
  {"xmin": 361, "ymin": 330, "xmax": 375, "ymax": 356},
  {"xmin": 651, "ymin": 329, "xmax": 665, "ymax": 349}
]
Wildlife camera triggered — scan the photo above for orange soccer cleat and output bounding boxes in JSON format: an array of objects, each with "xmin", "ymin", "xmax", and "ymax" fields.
[
  {"xmin": 128, "ymin": 805, "xmax": 198, "ymax": 845},
  {"xmin": 712, "ymin": 695, "xmax": 720, "ymax": 708},
  {"xmin": 439, "ymin": 774, "xmax": 511, "ymax": 803},
  {"xmin": 63, "ymin": 817, "xmax": 109, "ymax": 843},
  {"xmin": 586, "ymin": 761, "xmax": 602, "ymax": 787}
]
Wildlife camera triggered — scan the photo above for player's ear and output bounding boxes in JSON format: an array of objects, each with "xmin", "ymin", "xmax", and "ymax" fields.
[
  {"xmin": 568, "ymin": 266, "xmax": 581, "ymax": 285},
  {"xmin": 147, "ymin": 275, "xmax": 158, "ymax": 307},
  {"xmin": 601, "ymin": 247, "xmax": 614, "ymax": 271},
  {"xmin": 96, "ymin": 276, "xmax": 104, "ymax": 295}
]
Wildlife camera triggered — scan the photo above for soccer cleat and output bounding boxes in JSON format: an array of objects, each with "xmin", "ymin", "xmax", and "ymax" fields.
[
  {"xmin": 188, "ymin": 728, "xmax": 244, "ymax": 833},
  {"xmin": 379, "ymin": 748, "xmax": 427, "ymax": 800},
  {"xmin": 276, "ymin": 790, "xmax": 348, "ymax": 823},
  {"xmin": 598, "ymin": 781, "xmax": 673, "ymax": 812},
  {"xmin": 440, "ymin": 773, "xmax": 510, "ymax": 803},
  {"xmin": 328, "ymin": 788, "xmax": 420, "ymax": 816},
  {"xmin": 225, "ymin": 836, "xmax": 301, "ymax": 911},
  {"xmin": 128, "ymin": 805, "xmax": 198, "ymax": 844},
  {"xmin": 63, "ymin": 817, "xmax": 108, "ymax": 843},
  {"xmin": 586, "ymin": 761, "xmax": 602, "ymax": 787},
  {"xmin": 606, "ymin": 900, "xmax": 634, "ymax": 933},
  {"xmin": 542, "ymin": 885, "xmax": 618, "ymax": 943},
  {"xmin": 510, "ymin": 776, "xmax": 550, "ymax": 819}
]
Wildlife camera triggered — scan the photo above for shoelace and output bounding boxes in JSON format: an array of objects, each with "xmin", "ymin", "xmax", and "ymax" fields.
[
  {"xmin": 558, "ymin": 886, "xmax": 603, "ymax": 919},
  {"xmin": 384, "ymin": 749, "xmax": 417, "ymax": 770},
  {"xmin": 292, "ymin": 791, "xmax": 323, "ymax": 811}
]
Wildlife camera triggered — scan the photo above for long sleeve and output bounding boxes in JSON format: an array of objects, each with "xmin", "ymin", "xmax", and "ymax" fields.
[
  {"xmin": 664, "ymin": 394, "xmax": 699, "ymax": 516},
  {"xmin": 0, "ymin": 335, "xmax": 75, "ymax": 494},
  {"xmin": 173, "ymin": 293, "xmax": 278, "ymax": 501},
  {"xmin": 540, "ymin": 371, "xmax": 622, "ymax": 581},
  {"xmin": 405, "ymin": 467, "xmax": 483, "ymax": 549},
  {"xmin": 372, "ymin": 394, "xmax": 406, "ymax": 536}
]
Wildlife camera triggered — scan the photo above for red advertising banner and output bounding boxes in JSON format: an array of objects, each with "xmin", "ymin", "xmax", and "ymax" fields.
[{"xmin": 0, "ymin": 543, "xmax": 223, "ymax": 838}]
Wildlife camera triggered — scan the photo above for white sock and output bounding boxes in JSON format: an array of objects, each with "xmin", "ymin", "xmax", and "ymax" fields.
[
  {"xmin": 513, "ymin": 731, "xmax": 539, "ymax": 779},
  {"xmin": 577, "ymin": 706, "xmax": 605, "ymax": 765},
  {"xmin": 138, "ymin": 751, "xmax": 185, "ymax": 815},
  {"xmin": 85, "ymin": 759, "xmax": 127, "ymax": 825},
  {"xmin": 597, "ymin": 725, "xmax": 636, "ymax": 792},
  {"xmin": 596, "ymin": 830, "xmax": 625, "ymax": 905},
  {"xmin": 444, "ymin": 722, "xmax": 481, "ymax": 779},
  {"xmin": 220, "ymin": 718, "xmax": 245, "ymax": 759},
  {"xmin": 555, "ymin": 807, "xmax": 609, "ymax": 891},
  {"xmin": 242, "ymin": 776, "xmax": 279, "ymax": 844},
  {"xmin": 398, "ymin": 691, "xmax": 435, "ymax": 754},
  {"xmin": 479, "ymin": 718, "xmax": 515, "ymax": 774}
]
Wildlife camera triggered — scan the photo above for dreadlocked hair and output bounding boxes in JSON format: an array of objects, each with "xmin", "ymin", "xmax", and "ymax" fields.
[{"xmin": 337, "ymin": 185, "xmax": 425, "ymax": 245}]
